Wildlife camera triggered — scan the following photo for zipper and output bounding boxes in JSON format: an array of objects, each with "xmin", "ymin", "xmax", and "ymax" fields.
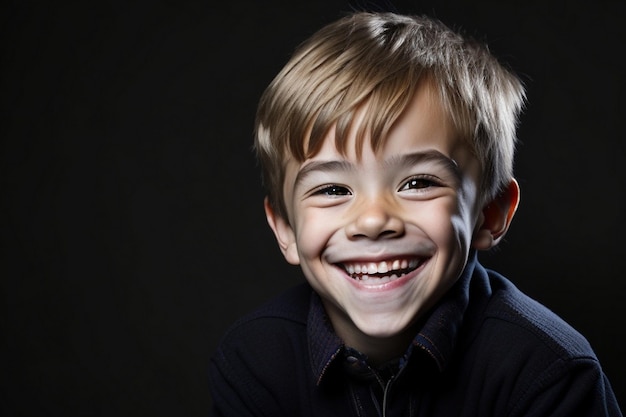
[
  {"xmin": 379, "ymin": 358, "xmax": 410, "ymax": 417},
  {"xmin": 382, "ymin": 378, "xmax": 393, "ymax": 417}
]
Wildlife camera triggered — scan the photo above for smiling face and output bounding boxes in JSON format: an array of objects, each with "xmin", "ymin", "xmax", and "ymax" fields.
[{"xmin": 265, "ymin": 82, "xmax": 496, "ymax": 359}]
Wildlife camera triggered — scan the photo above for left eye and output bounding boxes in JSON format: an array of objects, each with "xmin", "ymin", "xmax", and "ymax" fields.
[
  {"xmin": 399, "ymin": 176, "xmax": 439, "ymax": 191},
  {"xmin": 313, "ymin": 185, "xmax": 351, "ymax": 196}
]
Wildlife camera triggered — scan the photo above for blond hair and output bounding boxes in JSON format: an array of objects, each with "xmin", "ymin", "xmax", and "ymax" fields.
[{"xmin": 255, "ymin": 12, "xmax": 526, "ymax": 218}]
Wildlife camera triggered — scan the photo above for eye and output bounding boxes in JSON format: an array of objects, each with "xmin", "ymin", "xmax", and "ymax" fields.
[
  {"xmin": 312, "ymin": 184, "xmax": 351, "ymax": 197},
  {"xmin": 399, "ymin": 175, "xmax": 440, "ymax": 192}
]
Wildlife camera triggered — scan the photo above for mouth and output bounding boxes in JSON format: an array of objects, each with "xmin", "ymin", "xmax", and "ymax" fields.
[{"xmin": 338, "ymin": 258, "xmax": 425, "ymax": 284}]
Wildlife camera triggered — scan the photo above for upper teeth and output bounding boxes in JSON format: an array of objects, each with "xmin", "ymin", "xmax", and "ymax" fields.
[{"xmin": 344, "ymin": 259, "xmax": 419, "ymax": 275}]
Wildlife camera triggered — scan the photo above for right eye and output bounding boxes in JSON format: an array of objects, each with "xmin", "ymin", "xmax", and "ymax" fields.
[{"xmin": 312, "ymin": 184, "xmax": 351, "ymax": 197}]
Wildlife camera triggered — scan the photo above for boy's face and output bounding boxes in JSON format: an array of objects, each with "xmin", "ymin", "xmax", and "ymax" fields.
[{"xmin": 268, "ymin": 83, "xmax": 489, "ymax": 349}]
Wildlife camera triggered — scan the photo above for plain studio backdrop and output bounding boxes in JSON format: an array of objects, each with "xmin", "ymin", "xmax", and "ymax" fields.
[{"xmin": 2, "ymin": 0, "xmax": 624, "ymax": 415}]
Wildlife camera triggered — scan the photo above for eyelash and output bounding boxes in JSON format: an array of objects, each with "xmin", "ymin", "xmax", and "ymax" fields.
[
  {"xmin": 309, "ymin": 175, "xmax": 441, "ymax": 197},
  {"xmin": 311, "ymin": 184, "xmax": 351, "ymax": 197},
  {"xmin": 399, "ymin": 175, "xmax": 442, "ymax": 191}
]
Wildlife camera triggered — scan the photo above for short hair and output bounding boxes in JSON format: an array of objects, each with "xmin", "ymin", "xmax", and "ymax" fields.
[{"xmin": 254, "ymin": 11, "xmax": 526, "ymax": 219}]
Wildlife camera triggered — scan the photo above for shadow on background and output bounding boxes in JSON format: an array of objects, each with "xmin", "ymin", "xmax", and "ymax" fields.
[{"xmin": 2, "ymin": 0, "xmax": 624, "ymax": 415}]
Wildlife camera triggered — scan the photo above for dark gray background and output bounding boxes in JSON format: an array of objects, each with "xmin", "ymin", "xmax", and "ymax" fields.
[{"xmin": 2, "ymin": 0, "xmax": 624, "ymax": 415}]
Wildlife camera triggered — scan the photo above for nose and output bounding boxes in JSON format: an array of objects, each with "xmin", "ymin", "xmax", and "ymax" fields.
[{"xmin": 345, "ymin": 197, "xmax": 405, "ymax": 240}]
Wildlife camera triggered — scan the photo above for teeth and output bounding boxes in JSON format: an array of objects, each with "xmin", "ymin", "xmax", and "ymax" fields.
[{"xmin": 342, "ymin": 258, "xmax": 422, "ymax": 279}]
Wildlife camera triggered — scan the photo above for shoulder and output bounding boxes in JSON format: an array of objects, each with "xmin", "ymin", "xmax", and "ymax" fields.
[
  {"xmin": 481, "ymin": 269, "xmax": 595, "ymax": 361},
  {"xmin": 459, "ymin": 263, "xmax": 604, "ymax": 393},
  {"xmin": 216, "ymin": 282, "xmax": 312, "ymax": 351},
  {"xmin": 464, "ymin": 268, "xmax": 622, "ymax": 417},
  {"xmin": 208, "ymin": 283, "xmax": 315, "ymax": 414},
  {"xmin": 466, "ymin": 267, "xmax": 605, "ymax": 397},
  {"xmin": 458, "ymin": 264, "xmax": 601, "ymax": 398}
]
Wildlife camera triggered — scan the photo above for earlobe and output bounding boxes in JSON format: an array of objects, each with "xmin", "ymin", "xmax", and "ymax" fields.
[
  {"xmin": 472, "ymin": 179, "xmax": 520, "ymax": 250},
  {"xmin": 264, "ymin": 197, "xmax": 300, "ymax": 265}
]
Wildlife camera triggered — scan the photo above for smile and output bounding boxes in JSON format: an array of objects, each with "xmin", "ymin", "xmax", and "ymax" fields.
[{"xmin": 340, "ymin": 258, "xmax": 424, "ymax": 282}]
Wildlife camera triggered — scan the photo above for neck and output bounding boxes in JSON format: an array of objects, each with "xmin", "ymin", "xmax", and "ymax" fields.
[
  {"xmin": 357, "ymin": 330, "xmax": 417, "ymax": 366},
  {"xmin": 326, "ymin": 309, "xmax": 419, "ymax": 366}
]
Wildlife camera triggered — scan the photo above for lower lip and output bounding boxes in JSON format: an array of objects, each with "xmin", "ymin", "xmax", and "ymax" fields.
[{"xmin": 343, "ymin": 261, "xmax": 426, "ymax": 292}]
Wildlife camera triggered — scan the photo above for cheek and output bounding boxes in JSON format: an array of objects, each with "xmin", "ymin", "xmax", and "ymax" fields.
[
  {"xmin": 449, "ymin": 212, "xmax": 474, "ymax": 254},
  {"xmin": 451, "ymin": 198, "xmax": 483, "ymax": 256},
  {"xmin": 294, "ymin": 209, "xmax": 335, "ymax": 260},
  {"xmin": 422, "ymin": 198, "xmax": 473, "ymax": 253},
  {"xmin": 451, "ymin": 178, "xmax": 483, "ymax": 248}
]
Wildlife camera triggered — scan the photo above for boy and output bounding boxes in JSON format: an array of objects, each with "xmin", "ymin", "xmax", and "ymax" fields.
[{"xmin": 208, "ymin": 11, "xmax": 622, "ymax": 416}]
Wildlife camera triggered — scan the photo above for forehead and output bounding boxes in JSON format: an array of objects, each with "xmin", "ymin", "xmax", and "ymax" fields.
[
  {"xmin": 284, "ymin": 83, "xmax": 480, "ymax": 185},
  {"xmin": 310, "ymin": 82, "xmax": 472, "ymax": 164}
]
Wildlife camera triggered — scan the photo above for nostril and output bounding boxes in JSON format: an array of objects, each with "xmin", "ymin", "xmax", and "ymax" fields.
[
  {"xmin": 349, "ymin": 228, "xmax": 403, "ymax": 240},
  {"xmin": 380, "ymin": 229, "xmax": 401, "ymax": 237}
]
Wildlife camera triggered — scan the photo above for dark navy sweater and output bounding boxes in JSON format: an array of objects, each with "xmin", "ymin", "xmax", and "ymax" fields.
[{"xmin": 209, "ymin": 254, "xmax": 622, "ymax": 416}]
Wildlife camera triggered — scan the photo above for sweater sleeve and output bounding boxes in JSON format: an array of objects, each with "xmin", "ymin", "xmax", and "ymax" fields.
[
  {"xmin": 208, "ymin": 284, "xmax": 313, "ymax": 417},
  {"xmin": 207, "ymin": 314, "xmax": 310, "ymax": 416},
  {"xmin": 208, "ymin": 344, "xmax": 266, "ymax": 417},
  {"xmin": 510, "ymin": 355, "xmax": 623, "ymax": 417},
  {"xmin": 207, "ymin": 318, "xmax": 298, "ymax": 417}
]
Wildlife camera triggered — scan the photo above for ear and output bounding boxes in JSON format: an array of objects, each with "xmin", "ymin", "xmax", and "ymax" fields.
[
  {"xmin": 472, "ymin": 179, "xmax": 520, "ymax": 250},
  {"xmin": 264, "ymin": 197, "xmax": 300, "ymax": 265}
]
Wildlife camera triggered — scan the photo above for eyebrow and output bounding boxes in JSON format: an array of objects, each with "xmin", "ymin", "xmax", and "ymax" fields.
[
  {"xmin": 294, "ymin": 150, "xmax": 462, "ymax": 186},
  {"xmin": 384, "ymin": 150, "xmax": 462, "ymax": 182},
  {"xmin": 294, "ymin": 160, "xmax": 355, "ymax": 187}
]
